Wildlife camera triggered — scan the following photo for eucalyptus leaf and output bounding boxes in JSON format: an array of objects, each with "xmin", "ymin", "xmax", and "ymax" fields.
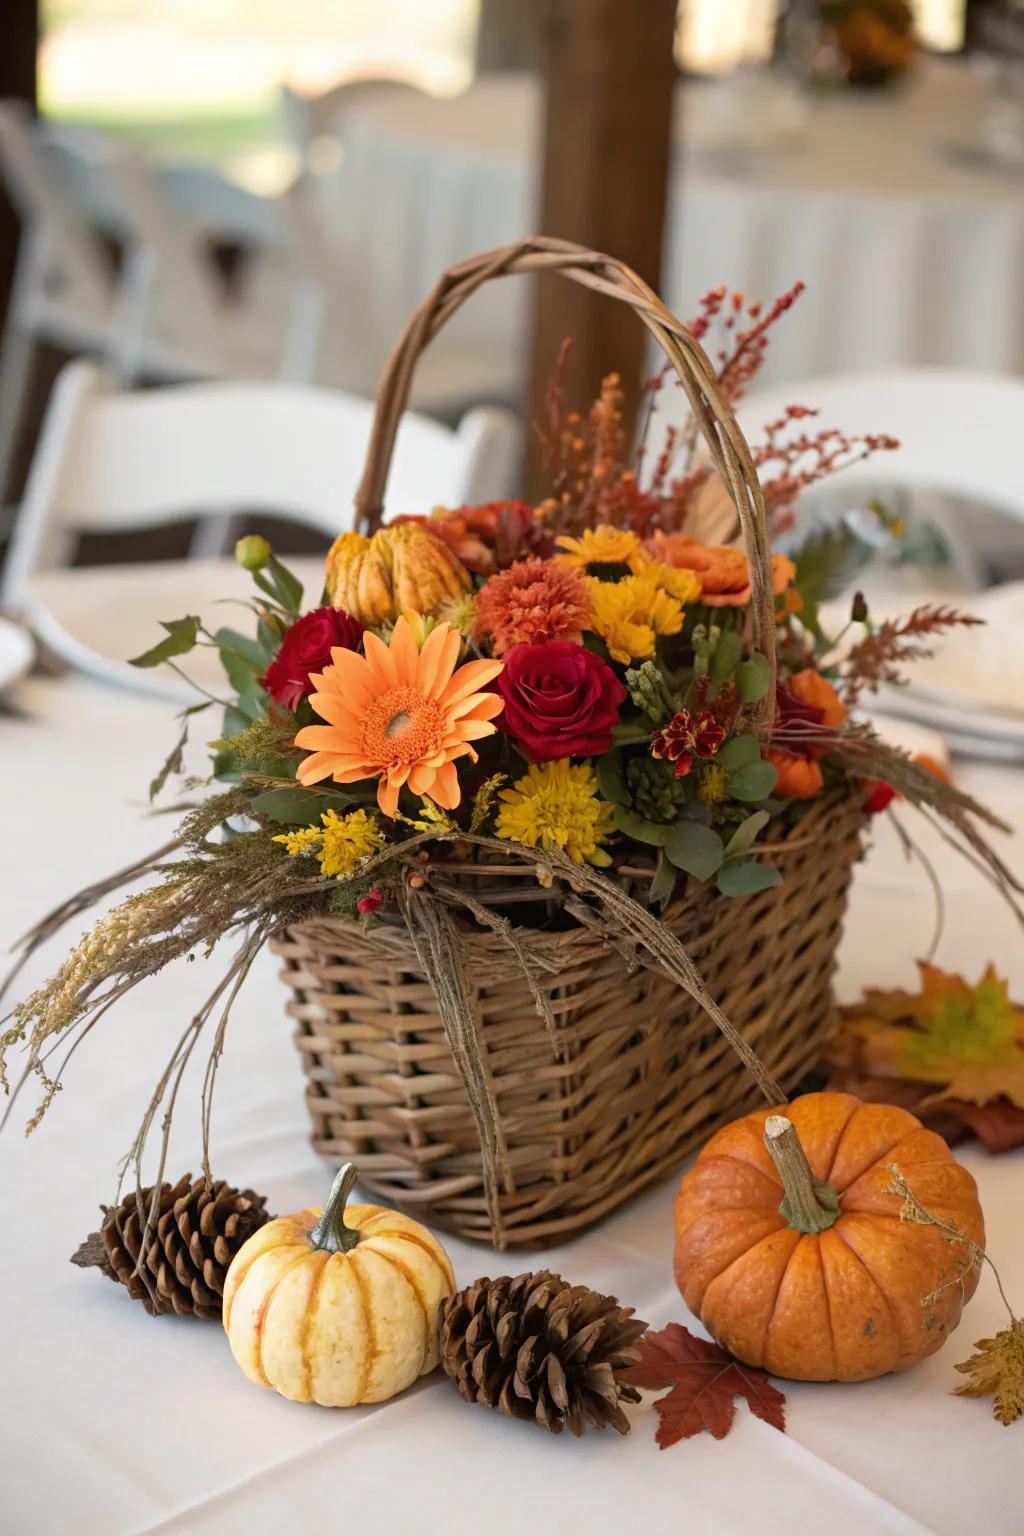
[
  {"xmin": 612, "ymin": 805, "xmax": 672, "ymax": 846},
  {"xmin": 128, "ymin": 615, "xmax": 200, "ymax": 669},
  {"xmin": 726, "ymin": 759, "xmax": 778, "ymax": 803},
  {"xmin": 664, "ymin": 820, "xmax": 725, "ymax": 881},
  {"xmin": 648, "ymin": 855, "xmax": 676, "ymax": 913},
  {"xmin": 716, "ymin": 859, "xmax": 783, "ymax": 897},
  {"xmin": 211, "ymin": 626, "xmax": 266, "ymax": 668},
  {"xmin": 234, "ymin": 676, "xmax": 270, "ymax": 723},
  {"xmin": 723, "ymin": 809, "xmax": 771, "ymax": 860},
  {"xmin": 596, "ymin": 750, "xmax": 629, "ymax": 807},
  {"xmin": 250, "ymin": 785, "xmax": 354, "ymax": 825},
  {"xmin": 717, "ymin": 733, "xmax": 760, "ymax": 772},
  {"xmin": 710, "ymin": 628, "xmax": 743, "ymax": 684},
  {"xmin": 736, "ymin": 652, "xmax": 770, "ymax": 704}
]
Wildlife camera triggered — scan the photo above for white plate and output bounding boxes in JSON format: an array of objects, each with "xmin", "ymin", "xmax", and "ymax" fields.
[
  {"xmin": 828, "ymin": 578, "xmax": 1024, "ymax": 759},
  {"xmin": 0, "ymin": 615, "xmax": 34, "ymax": 695}
]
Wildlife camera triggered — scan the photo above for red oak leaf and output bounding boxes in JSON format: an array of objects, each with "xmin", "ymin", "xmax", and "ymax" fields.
[{"xmin": 618, "ymin": 1322, "xmax": 786, "ymax": 1448}]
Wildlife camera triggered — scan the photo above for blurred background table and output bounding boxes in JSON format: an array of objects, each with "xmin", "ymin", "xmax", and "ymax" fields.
[{"xmin": 324, "ymin": 57, "xmax": 1024, "ymax": 398}]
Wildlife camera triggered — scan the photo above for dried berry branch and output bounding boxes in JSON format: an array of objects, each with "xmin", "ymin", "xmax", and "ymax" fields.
[{"xmin": 842, "ymin": 605, "xmax": 985, "ymax": 702}]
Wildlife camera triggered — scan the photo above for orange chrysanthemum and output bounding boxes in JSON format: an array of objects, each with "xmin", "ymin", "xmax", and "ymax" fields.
[
  {"xmin": 645, "ymin": 532, "xmax": 795, "ymax": 608},
  {"xmin": 473, "ymin": 558, "xmax": 593, "ymax": 656},
  {"xmin": 293, "ymin": 616, "xmax": 504, "ymax": 817}
]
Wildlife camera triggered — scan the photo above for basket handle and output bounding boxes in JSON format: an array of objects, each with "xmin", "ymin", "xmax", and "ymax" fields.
[{"xmin": 354, "ymin": 235, "xmax": 777, "ymax": 719}]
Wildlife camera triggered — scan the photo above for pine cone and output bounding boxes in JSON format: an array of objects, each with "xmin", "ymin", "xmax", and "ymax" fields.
[
  {"xmin": 71, "ymin": 1175, "xmax": 269, "ymax": 1320},
  {"xmin": 440, "ymin": 1271, "xmax": 647, "ymax": 1436}
]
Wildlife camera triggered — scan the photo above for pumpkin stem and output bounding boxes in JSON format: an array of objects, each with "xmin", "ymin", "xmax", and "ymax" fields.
[
  {"xmin": 310, "ymin": 1163, "xmax": 362, "ymax": 1254},
  {"xmin": 764, "ymin": 1115, "xmax": 841, "ymax": 1235}
]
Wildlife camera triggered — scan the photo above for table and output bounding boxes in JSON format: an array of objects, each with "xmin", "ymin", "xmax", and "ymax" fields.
[
  {"xmin": 324, "ymin": 62, "xmax": 1024, "ymax": 397},
  {"xmin": 2, "ymin": 661, "xmax": 1022, "ymax": 1536}
]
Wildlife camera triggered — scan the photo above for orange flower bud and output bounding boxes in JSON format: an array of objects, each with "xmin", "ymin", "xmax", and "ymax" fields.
[{"xmin": 766, "ymin": 748, "xmax": 824, "ymax": 799}]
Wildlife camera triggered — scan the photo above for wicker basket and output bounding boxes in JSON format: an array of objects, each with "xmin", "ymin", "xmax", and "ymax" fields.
[{"xmin": 273, "ymin": 238, "xmax": 868, "ymax": 1247}]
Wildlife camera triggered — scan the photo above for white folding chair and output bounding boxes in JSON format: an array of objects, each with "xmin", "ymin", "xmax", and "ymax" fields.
[
  {"xmin": 279, "ymin": 78, "xmax": 425, "ymax": 179},
  {"xmin": 0, "ymin": 103, "xmax": 118, "ymax": 502},
  {"xmin": 1, "ymin": 360, "xmax": 521, "ymax": 699}
]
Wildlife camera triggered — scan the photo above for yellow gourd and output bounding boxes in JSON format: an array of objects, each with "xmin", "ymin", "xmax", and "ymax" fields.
[
  {"xmin": 222, "ymin": 1164, "xmax": 455, "ymax": 1406},
  {"xmin": 325, "ymin": 522, "xmax": 471, "ymax": 627}
]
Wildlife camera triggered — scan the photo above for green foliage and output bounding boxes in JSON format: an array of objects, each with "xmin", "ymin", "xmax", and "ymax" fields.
[
  {"xmin": 625, "ymin": 659, "xmax": 677, "ymax": 724},
  {"xmin": 249, "ymin": 784, "xmax": 356, "ymax": 826},
  {"xmin": 209, "ymin": 716, "xmax": 298, "ymax": 777},
  {"xmin": 612, "ymin": 805, "xmax": 672, "ymax": 847},
  {"xmin": 723, "ymin": 810, "xmax": 770, "ymax": 860},
  {"xmin": 626, "ymin": 756, "xmax": 688, "ymax": 824},
  {"xmin": 149, "ymin": 701, "xmax": 211, "ymax": 802},
  {"xmin": 128, "ymin": 615, "xmax": 200, "ymax": 669},
  {"xmin": 716, "ymin": 860, "xmax": 783, "ymax": 897},
  {"xmin": 727, "ymin": 759, "xmax": 778, "ymax": 802},
  {"xmin": 252, "ymin": 553, "xmax": 304, "ymax": 619},
  {"xmin": 664, "ymin": 821, "xmax": 725, "ymax": 882},
  {"xmin": 717, "ymin": 734, "xmax": 760, "ymax": 771},
  {"xmin": 736, "ymin": 652, "xmax": 770, "ymax": 704}
]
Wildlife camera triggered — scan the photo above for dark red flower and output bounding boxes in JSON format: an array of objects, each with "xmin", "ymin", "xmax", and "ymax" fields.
[
  {"xmin": 863, "ymin": 778, "xmax": 897, "ymax": 815},
  {"xmin": 773, "ymin": 682, "xmax": 829, "ymax": 760},
  {"xmin": 496, "ymin": 641, "xmax": 626, "ymax": 761},
  {"xmin": 261, "ymin": 606, "xmax": 364, "ymax": 711},
  {"xmin": 650, "ymin": 710, "xmax": 726, "ymax": 779},
  {"xmin": 357, "ymin": 887, "xmax": 383, "ymax": 915}
]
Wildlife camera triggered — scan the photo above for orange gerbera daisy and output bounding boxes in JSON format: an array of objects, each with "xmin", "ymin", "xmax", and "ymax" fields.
[{"xmin": 293, "ymin": 616, "xmax": 504, "ymax": 817}]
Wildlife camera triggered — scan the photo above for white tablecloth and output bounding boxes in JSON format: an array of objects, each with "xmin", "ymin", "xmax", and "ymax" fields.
[
  {"xmin": 2, "ymin": 662, "xmax": 1022, "ymax": 1536},
  {"xmin": 322, "ymin": 62, "xmax": 1024, "ymax": 399}
]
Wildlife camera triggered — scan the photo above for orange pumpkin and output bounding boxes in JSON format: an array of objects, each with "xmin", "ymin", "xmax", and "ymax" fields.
[{"xmin": 674, "ymin": 1091, "xmax": 984, "ymax": 1382}]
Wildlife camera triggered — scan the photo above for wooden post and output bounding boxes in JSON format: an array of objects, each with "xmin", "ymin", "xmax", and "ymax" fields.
[
  {"xmin": 0, "ymin": 0, "xmax": 38, "ymax": 330},
  {"xmin": 526, "ymin": 0, "xmax": 677, "ymax": 494}
]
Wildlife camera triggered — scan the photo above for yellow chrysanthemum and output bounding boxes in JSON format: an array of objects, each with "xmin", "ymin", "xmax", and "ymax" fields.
[
  {"xmin": 273, "ymin": 807, "xmax": 383, "ymax": 880},
  {"xmin": 649, "ymin": 561, "xmax": 702, "ymax": 607},
  {"xmin": 555, "ymin": 525, "xmax": 646, "ymax": 579},
  {"xmin": 587, "ymin": 571, "xmax": 685, "ymax": 664},
  {"xmin": 318, "ymin": 807, "xmax": 384, "ymax": 878},
  {"xmin": 272, "ymin": 825, "xmax": 322, "ymax": 858},
  {"xmin": 497, "ymin": 759, "xmax": 615, "ymax": 867}
]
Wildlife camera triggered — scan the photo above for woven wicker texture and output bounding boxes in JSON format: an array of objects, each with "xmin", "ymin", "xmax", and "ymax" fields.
[
  {"xmin": 273, "ymin": 794, "xmax": 865, "ymax": 1248},
  {"xmin": 274, "ymin": 237, "xmax": 867, "ymax": 1246}
]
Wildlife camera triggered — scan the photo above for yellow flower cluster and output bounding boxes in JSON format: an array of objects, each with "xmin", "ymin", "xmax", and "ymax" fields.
[
  {"xmin": 274, "ymin": 807, "xmax": 383, "ymax": 880},
  {"xmin": 586, "ymin": 564, "xmax": 701, "ymax": 664},
  {"xmin": 555, "ymin": 526, "xmax": 648, "ymax": 579},
  {"xmin": 555, "ymin": 524, "xmax": 702, "ymax": 663},
  {"xmin": 496, "ymin": 759, "xmax": 615, "ymax": 867}
]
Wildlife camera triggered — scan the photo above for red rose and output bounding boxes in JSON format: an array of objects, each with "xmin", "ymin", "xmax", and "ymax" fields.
[
  {"xmin": 261, "ymin": 607, "xmax": 364, "ymax": 710},
  {"xmin": 496, "ymin": 641, "xmax": 626, "ymax": 761}
]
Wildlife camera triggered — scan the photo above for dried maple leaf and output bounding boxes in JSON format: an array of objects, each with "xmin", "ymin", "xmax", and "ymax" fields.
[
  {"xmin": 830, "ymin": 963, "xmax": 1024, "ymax": 1147},
  {"xmin": 618, "ymin": 1322, "xmax": 786, "ymax": 1447},
  {"xmin": 954, "ymin": 1320, "xmax": 1024, "ymax": 1425}
]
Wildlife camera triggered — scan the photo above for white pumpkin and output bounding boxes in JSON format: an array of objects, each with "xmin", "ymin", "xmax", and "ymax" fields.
[{"xmin": 223, "ymin": 1164, "xmax": 455, "ymax": 1406}]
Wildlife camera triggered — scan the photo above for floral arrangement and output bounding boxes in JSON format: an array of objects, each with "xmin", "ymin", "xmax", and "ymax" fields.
[
  {"xmin": 818, "ymin": 0, "xmax": 917, "ymax": 88},
  {"xmin": 3, "ymin": 276, "xmax": 1019, "ymax": 1191}
]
